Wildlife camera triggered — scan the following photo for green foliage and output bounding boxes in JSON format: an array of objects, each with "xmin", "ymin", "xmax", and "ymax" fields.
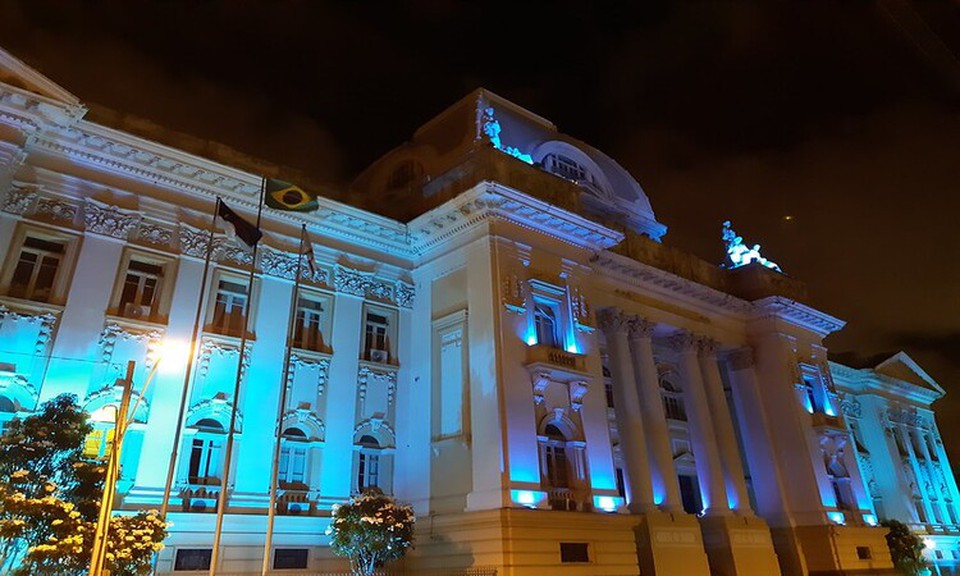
[
  {"xmin": 881, "ymin": 519, "xmax": 927, "ymax": 576},
  {"xmin": 327, "ymin": 488, "xmax": 416, "ymax": 576},
  {"xmin": 0, "ymin": 394, "xmax": 168, "ymax": 576}
]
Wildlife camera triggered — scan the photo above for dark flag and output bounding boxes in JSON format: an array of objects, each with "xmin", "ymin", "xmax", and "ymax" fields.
[
  {"xmin": 217, "ymin": 200, "xmax": 262, "ymax": 247},
  {"xmin": 265, "ymin": 178, "xmax": 319, "ymax": 212}
]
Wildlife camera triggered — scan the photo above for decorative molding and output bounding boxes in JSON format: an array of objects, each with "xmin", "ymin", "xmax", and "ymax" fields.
[
  {"xmin": 178, "ymin": 224, "xmax": 227, "ymax": 259},
  {"xmin": 532, "ymin": 371, "xmax": 551, "ymax": 406},
  {"xmin": 219, "ymin": 242, "xmax": 254, "ymax": 267},
  {"xmin": 357, "ymin": 363, "xmax": 398, "ymax": 409},
  {"xmin": 259, "ymin": 246, "xmax": 328, "ymax": 285},
  {"xmin": 2, "ymin": 183, "xmax": 38, "ymax": 215},
  {"xmin": 569, "ymin": 380, "xmax": 589, "ymax": 412},
  {"xmin": 408, "ymin": 184, "xmax": 624, "ymax": 255},
  {"xmin": 97, "ymin": 322, "xmax": 164, "ymax": 366},
  {"xmin": 34, "ymin": 197, "xmax": 78, "ymax": 223},
  {"xmin": 281, "ymin": 407, "xmax": 326, "ymax": 441},
  {"xmin": 697, "ymin": 336, "xmax": 719, "ymax": 357},
  {"xmin": 501, "ymin": 271, "xmax": 526, "ymax": 313},
  {"xmin": 353, "ymin": 417, "xmax": 396, "ymax": 446},
  {"xmin": 287, "ymin": 352, "xmax": 331, "ymax": 397},
  {"xmin": 334, "ymin": 264, "xmax": 371, "ymax": 297},
  {"xmin": 0, "ymin": 304, "xmax": 59, "ymax": 355},
  {"xmin": 196, "ymin": 337, "xmax": 252, "ymax": 381},
  {"xmin": 82, "ymin": 198, "xmax": 142, "ymax": 239},
  {"xmin": 839, "ymin": 396, "xmax": 862, "ymax": 419},
  {"xmin": 751, "ymin": 296, "xmax": 846, "ymax": 337},
  {"xmin": 84, "ymin": 383, "xmax": 150, "ymax": 423},
  {"xmin": 394, "ymin": 280, "xmax": 414, "ymax": 309},
  {"xmin": 136, "ymin": 221, "xmax": 174, "ymax": 247},
  {"xmin": 594, "ymin": 251, "xmax": 752, "ymax": 316},
  {"xmin": 569, "ymin": 285, "xmax": 594, "ymax": 331},
  {"xmin": 186, "ymin": 395, "xmax": 243, "ymax": 432}
]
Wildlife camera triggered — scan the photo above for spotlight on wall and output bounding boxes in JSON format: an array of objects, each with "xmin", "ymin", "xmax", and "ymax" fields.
[
  {"xmin": 862, "ymin": 514, "xmax": 878, "ymax": 526},
  {"xmin": 827, "ymin": 511, "xmax": 846, "ymax": 525}
]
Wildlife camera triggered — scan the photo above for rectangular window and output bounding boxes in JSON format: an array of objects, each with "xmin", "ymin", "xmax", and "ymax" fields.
[
  {"xmin": 174, "ymin": 549, "xmax": 212, "ymax": 571},
  {"xmin": 9, "ymin": 236, "xmax": 65, "ymax": 302},
  {"xmin": 559, "ymin": 542, "xmax": 590, "ymax": 563},
  {"xmin": 662, "ymin": 393, "xmax": 687, "ymax": 421},
  {"xmin": 679, "ymin": 474, "xmax": 702, "ymax": 515},
  {"xmin": 293, "ymin": 297, "xmax": 325, "ymax": 351},
  {"xmin": 212, "ymin": 278, "xmax": 248, "ymax": 335},
  {"xmin": 279, "ymin": 444, "xmax": 307, "ymax": 486},
  {"xmin": 119, "ymin": 259, "xmax": 164, "ymax": 318},
  {"xmin": 533, "ymin": 302, "xmax": 561, "ymax": 348},
  {"xmin": 273, "ymin": 548, "xmax": 309, "ymax": 570},
  {"xmin": 364, "ymin": 312, "xmax": 390, "ymax": 362},
  {"xmin": 188, "ymin": 438, "xmax": 222, "ymax": 484},
  {"xmin": 856, "ymin": 546, "xmax": 872, "ymax": 560},
  {"xmin": 615, "ymin": 467, "xmax": 625, "ymax": 499},
  {"xmin": 358, "ymin": 452, "xmax": 380, "ymax": 490},
  {"xmin": 545, "ymin": 444, "xmax": 569, "ymax": 488}
]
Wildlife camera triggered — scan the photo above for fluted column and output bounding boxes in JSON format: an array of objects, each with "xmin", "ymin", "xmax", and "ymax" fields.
[
  {"xmin": 599, "ymin": 308, "xmax": 655, "ymax": 513},
  {"xmin": 698, "ymin": 338, "xmax": 753, "ymax": 515},
  {"xmin": 671, "ymin": 330, "xmax": 730, "ymax": 515},
  {"xmin": 628, "ymin": 315, "xmax": 683, "ymax": 512}
]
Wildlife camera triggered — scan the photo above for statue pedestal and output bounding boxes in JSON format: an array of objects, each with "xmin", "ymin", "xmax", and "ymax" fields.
[
  {"xmin": 634, "ymin": 510, "xmax": 711, "ymax": 576},
  {"xmin": 700, "ymin": 514, "xmax": 781, "ymax": 576}
]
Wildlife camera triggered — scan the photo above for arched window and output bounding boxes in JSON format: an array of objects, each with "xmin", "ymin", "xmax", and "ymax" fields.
[
  {"xmin": 357, "ymin": 435, "xmax": 381, "ymax": 492},
  {"xmin": 534, "ymin": 303, "xmax": 560, "ymax": 348},
  {"xmin": 543, "ymin": 424, "xmax": 570, "ymax": 489},
  {"xmin": 188, "ymin": 419, "xmax": 225, "ymax": 485},
  {"xmin": 278, "ymin": 427, "xmax": 308, "ymax": 487}
]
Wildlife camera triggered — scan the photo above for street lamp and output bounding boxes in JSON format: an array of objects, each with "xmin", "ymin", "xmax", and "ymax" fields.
[{"xmin": 87, "ymin": 339, "xmax": 186, "ymax": 576}]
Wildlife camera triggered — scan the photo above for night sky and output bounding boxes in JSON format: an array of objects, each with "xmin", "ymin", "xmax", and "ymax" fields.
[{"xmin": 2, "ymin": 2, "xmax": 959, "ymax": 462}]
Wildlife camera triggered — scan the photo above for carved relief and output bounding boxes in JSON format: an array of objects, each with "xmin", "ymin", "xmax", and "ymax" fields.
[
  {"xmin": 196, "ymin": 338, "xmax": 252, "ymax": 381},
  {"xmin": 83, "ymin": 199, "xmax": 142, "ymax": 239},
  {"xmin": 219, "ymin": 242, "xmax": 254, "ymax": 267},
  {"xmin": 697, "ymin": 336, "xmax": 719, "ymax": 357},
  {"xmin": 187, "ymin": 395, "xmax": 243, "ymax": 432},
  {"xmin": 667, "ymin": 330, "xmax": 699, "ymax": 353},
  {"xmin": 395, "ymin": 281, "xmax": 414, "ymax": 309},
  {"xmin": 569, "ymin": 380, "xmax": 589, "ymax": 411},
  {"xmin": 136, "ymin": 222, "xmax": 174, "ymax": 247},
  {"xmin": 367, "ymin": 280, "xmax": 394, "ymax": 302},
  {"xmin": 334, "ymin": 264, "xmax": 370, "ymax": 297},
  {"xmin": 178, "ymin": 224, "xmax": 227, "ymax": 259},
  {"xmin": 840, "ymin": 396, "xmax": 862, "ymax": 419},
  {"xmin": 97, "ymin": 323, "xmax": 164, "ymax": 366},
  {"xmin": 0, "ymin": 305, "xmax": 59, "ymax": 355},
  {"xmin": 281, "ymin": 407, "xmax": 326, "ymax": 441},
  {"xmin": 569, "ymin": 286, "xmax": 593, "ymax": 330},
  {"xmin": 502, "ymin": 272, "xmax": 525, "ymax": 313},
  {"xmin": 1, "ymin": 184, "xmax": 38, "ymax": 215},
  {"xmin": 35, "ymin": 198, "xmax": 78, "ymax": 223}
]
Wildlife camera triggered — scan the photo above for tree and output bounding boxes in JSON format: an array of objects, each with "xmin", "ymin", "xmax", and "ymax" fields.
[
  {"xmin": 327, "ymin": 488, "xmax": 415, "ymax": 576},
  {"xmin": 881, "ymin": 519, "xmax": 927, "ymax": 576},
  {"xmin": 0, "ymin": 394, "xmax": 168, "ymax": 576}
]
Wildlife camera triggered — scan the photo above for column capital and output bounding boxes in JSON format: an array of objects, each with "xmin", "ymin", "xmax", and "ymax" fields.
[
  {"xmin": 627, "ymin": 315, "xmax": 656, "ymax": 341},
  {"xmin": 667, "ymin": 329, "xmax": 700, "ymax": 353},
  {"xmin": 597, "ymin": 308, "xmax": 629, "ymax": 335},
  {"xmin": 697, "ymin": 337, "xmax": 719, "ymax": 357},
  {"xmin": 725, "ymin": 346, "xmax": 755, "ymax": 370}
]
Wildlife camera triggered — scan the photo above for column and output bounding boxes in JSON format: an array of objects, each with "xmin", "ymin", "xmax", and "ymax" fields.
[
  {"xmin": 698, "ymin": 338, "xmax": 752, "ymax": 515},
  {"xmin": 598, "ymin": 308, "xmax": 655, "ymax": 513},
  {"xmin": 627, "ymin": 315, "xmax": 683, "ymax": 512},
  {"xmin": 671, "ymin": 330, "xmax": 729, "ymax": 515}
]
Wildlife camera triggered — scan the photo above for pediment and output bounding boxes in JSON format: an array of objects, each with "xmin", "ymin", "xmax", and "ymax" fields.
[
  {"xmin": 874, "ymin": 351, "xmax": 944, "ymax": 395},
  {"xmin": 0, "ymin": 47, "xmax": 80, "ymax": 105}
]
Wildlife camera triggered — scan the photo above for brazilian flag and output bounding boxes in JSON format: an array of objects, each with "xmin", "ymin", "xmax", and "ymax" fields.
[{"xmin": 265, "ymin": 178, "xmax": 318, "ymax": 212}]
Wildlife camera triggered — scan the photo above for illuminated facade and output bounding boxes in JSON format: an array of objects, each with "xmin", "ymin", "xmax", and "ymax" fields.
[{"xmin": 0, "ymin": 47, "xmax": 958, "ymax": 575}]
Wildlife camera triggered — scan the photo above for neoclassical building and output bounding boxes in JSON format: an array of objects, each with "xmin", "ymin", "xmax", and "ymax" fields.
[{"xmin": 0, "ymin": 46, "xmax": 957, "ymax": 575}]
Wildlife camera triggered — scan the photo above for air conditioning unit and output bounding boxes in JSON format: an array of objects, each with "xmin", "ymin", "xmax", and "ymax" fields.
[
  {"xmin": 123, "ymin": 303, "xmax": 151, "ymax": 319},
  {"xmin": 369, "ymin": 349, "xmax": 389, "ymax": 363}
]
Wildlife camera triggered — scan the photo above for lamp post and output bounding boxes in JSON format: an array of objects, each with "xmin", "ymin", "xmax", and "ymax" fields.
[{"xmin": 87, "ymin": 340, "xmax": 183, "ymax": 576}]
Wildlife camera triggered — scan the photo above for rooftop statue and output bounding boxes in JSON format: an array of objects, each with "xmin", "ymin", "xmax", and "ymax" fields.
[
  {"xmin": 481, "ymin": 106, "xmax": 534, "ymax": 165},
  {"xmin": 722, "ymin": 220, "xmax": 782, "ymax": 273}
]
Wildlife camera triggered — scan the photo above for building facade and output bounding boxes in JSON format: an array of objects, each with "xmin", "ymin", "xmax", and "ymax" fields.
[{"xmin": 0, "ymin": 47, "xmax": 957, "ymax": 575}]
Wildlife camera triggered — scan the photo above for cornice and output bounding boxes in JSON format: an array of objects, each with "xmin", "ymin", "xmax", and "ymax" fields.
[
  {"xmin": 29, "ymin": 120, "xmax": 412, "ymax": 257},
  {"xmin": 408, "ymin": 182, "xmax": 624, "ymax": 256},
  {"xmin": 829, "ymin": 361, "xmax": 943, "ymax": 406},
  {"xmin": 750, "ymin": 296, "xmax": 845, "ymax": 337},
  {"xmin": 0, "ymin": 84, "xmax": 86, "ymax": 135},
  {"xmin": 593, "ymin": 250, "xmax": 752, "ymax": 315}
]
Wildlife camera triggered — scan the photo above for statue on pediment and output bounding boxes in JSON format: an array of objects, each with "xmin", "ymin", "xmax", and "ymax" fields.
[{"xmin": 722, "ymin": 220, "xmax": 782, "ymax": 273}]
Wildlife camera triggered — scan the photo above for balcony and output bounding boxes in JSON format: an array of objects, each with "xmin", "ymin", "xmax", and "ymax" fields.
[
  {"xmin": 277, "ymin": 488, "xmax": 317, "ymax": 516},
  {"xmin": 547, "ymin": 487, "xmax": 589, "ymax": 512},
  {"xmin": 525, "ymin": 345, "xmax": 589, "ymax": 381},
  {"xmin": 811, "ymin": 412, "xmax": 846, "ymax": 433}
]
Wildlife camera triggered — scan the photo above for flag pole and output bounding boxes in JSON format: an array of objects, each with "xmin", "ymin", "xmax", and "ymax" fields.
[
  {"xmin": 260, "ymin": 224, "xmax": 306, "ymax": 576},
  {"xmin": 210, "ymin": 180, "xmax": 266, "ymax": 576},
  {"xmin": 152, "ymin": 197, "xmax": 220, "ymax": 576}
]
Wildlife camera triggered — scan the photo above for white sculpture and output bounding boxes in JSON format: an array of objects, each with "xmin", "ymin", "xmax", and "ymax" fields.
[
  {"xmin": 481, "ymin": 106, "xmax": 534, "ymax": 165},
  {"xmin": 722, "ymin": 220, "xmax": 782, "ymax": 273}
]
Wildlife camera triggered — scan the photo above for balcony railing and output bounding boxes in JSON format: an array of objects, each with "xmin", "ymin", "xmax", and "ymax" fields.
[
  {"xmin": 525, "ymin": 345, "xmax": 587, "ymax": 375},
  {"xmin": 547, "ymin": 487, "xmax": 588, "ymax": 512}
]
